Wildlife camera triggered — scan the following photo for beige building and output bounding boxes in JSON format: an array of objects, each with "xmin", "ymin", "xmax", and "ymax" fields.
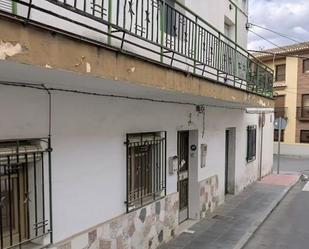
[{"xmin": 257, "ymin": 43, "xmax": 309, "ymax": 144}]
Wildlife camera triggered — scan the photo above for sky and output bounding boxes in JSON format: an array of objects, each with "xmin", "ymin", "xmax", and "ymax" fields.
[{"xmin": 248, "ymin": 0, "xmax": 309, "ymax": 51}]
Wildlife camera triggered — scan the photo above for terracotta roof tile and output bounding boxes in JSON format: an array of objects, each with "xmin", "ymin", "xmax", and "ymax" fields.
[{"xmin": 253, "ymin": 42, "xmax": 309, "ymax": 59}]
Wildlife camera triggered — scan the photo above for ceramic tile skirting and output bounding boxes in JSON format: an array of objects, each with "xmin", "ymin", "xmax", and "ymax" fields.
[
  {"xmin": 199, "ymin": 175, "xmax": 219, "ymax": 218},
  {"xmin": 50, "ymin": 192, "xmax": 179, "ymax": 249}
]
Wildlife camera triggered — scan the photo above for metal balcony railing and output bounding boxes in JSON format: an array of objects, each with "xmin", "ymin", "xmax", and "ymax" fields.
[
  {"xmin": 297, "ymin": 107, "xmax": 309, "ymax": 120},
  {"xmin": 0, "ymin": 0, "xmax": 273, "ymax": 98}
]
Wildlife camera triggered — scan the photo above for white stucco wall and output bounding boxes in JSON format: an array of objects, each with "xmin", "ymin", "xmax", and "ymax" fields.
[{"xmin": 0, "ymin": 81, "xmax": 273, "ymax": 243}]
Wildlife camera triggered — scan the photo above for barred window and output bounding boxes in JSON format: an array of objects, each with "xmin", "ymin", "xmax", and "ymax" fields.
[
  {"xmin": 165, "ymin": 0, "xmax": 176, "ymax": 36},
  {"xmin": 126, "ymin": 132, "xmax": 166, "ymax": 212},
  {"xmin": 247, "ymin": 126, "xmax": 257, "ymax": 162},
  {"xmin": 0, "ymin": 139, "xmax": 50, "ymax": 249},
  {"xmin": 300, "ymin": 130, "xmax": 309, "ymax": 143}
]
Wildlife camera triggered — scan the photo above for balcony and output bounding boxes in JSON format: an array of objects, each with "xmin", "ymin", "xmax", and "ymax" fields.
[
  {"xmin": 297, "ymin": 107, "xmax": 309, "ymax": 121},
  {"xmin": 0, "ymin": 0, "xmax": 273, "ymax": 99},
  {"xmin": 274, "ymin": 107, "xmax": 287, "ymax": 119}
]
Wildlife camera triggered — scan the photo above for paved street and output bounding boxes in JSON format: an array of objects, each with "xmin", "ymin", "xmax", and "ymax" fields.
[
  {"xmin": 274, "ymin": 154, "xmax": 309, "ymax": 173},
  {"xmin": 160, "ymin": 156, "xmax": 309, "ymax": 249},
  {"xmin": 244, "ymin": 156, "xmax": 309, "ymax": 249},
  {"xmin": 160, "ymin": 173, "xmax": 299, "ymax": 249}
]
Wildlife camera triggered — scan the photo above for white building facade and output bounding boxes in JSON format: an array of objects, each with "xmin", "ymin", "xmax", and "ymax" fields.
[{"xmin": 0, "ymin": 0, "xmax": 274, "ymax": 249}]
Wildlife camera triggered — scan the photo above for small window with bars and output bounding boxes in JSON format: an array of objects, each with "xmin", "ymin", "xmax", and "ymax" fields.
[
  {"xmin": 0, "ymin": 139, "xmax": 51, "ymax": 249},
  {"xmin": 304, "ymin": 59, "xmax": 309, "ymax": 73},
  {"xmin": 275, "ymin": 64, "xmax": 286, "ymax": 82},
  {"xmin": 247, "ymin": 126, "xmax": 257, "ymax": 162},
  {"xmin": 300, "ymin": 130, "xmax": 309, "ymax": 143},
  {"xmin": 126, "ymin": 132, "xmax": 166, "ymax": 212}
]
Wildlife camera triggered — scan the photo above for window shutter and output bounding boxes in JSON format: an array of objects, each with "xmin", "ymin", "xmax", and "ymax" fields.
[{"xmin": 275, "ymin": 64, "xmax": 286, "ymax": 82}]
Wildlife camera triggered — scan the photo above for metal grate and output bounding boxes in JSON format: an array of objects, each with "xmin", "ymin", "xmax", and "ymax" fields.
[
  {"xmin": 126, "ymin": 132, "xmax": 167, "ymax": 212},
  {"xmin": 274, "ymin": 129, "xmax": 284, "ymax": 142},
  {"xmin": 247, "ymin": 126, "xmax": 257, "ymax": 162},
  {"xmin": 0, "ymin": 138, "xmax": 52, "ymax": 249},
  {"xmin": 300, "ymin": 130, "xmax": 309, "ymax": 144}
]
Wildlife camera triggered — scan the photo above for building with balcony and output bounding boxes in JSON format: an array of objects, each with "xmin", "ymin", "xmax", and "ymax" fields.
[
  {"xmin": 0, "ymin": 1, "xmax": 274, "ymax": 249},
  {"xmin": 256, "ymin": 42, "xmax": 309, "ymax": 144}
]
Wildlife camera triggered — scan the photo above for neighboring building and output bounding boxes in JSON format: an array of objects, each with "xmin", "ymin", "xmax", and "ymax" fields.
[
  {"xmin": 0, "ymin": 1, "xmax": 274, "ymax": 249},
  {"xmin": 256, "ymin": 43, "xmax": 309, "ymax": 144}
]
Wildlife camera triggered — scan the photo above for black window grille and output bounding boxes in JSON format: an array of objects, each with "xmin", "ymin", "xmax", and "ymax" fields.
[
  {"xmin": 0, "ymin": 138, "xmax": 52, "ymax": 249},
  {"xmin": 300, "ymin": 130, "xmax": 309, "ymax": 143},
  {"xmin": 126, "ymin": 132, "xmax": 167, "ymax": 212},
  {"xmin": 247, "ymin": 126, "xmax": 257, "ymax": 162}
]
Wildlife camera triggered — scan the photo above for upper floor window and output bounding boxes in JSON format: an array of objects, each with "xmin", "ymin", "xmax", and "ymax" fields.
[
  {"xmin": 126, "ymin": 132, "xmax": 166, "ymax": 212},
  {"xmin": 224, "ymin": 23, "xmax": 232, "ymax": 40},
  {"xmin": 303, "ymin": 59, "xmax": 309, "ymax": 73},
  {"xmin": 165, "ymin": 0, "xmax": 176, "ymax": 36},
  {"xmin": 275, "ymin": 64, "xmax": 286, "ymax": 82},
  {"xmin": 247, "ymin": 126, "xmax": 257, "ymax": 162},
  {"xmin": 300, "ymin": 130, "xmax": 309, "ymax": 143}
]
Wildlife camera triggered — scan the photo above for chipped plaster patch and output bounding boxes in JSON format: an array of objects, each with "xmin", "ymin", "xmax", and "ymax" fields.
[
  {"xmin": 258, "ymin": 99, "xmax": 266, "ymax": 107},
  {"xmin": 0, "ymin": 41, "xmax": 23, "ymax": 60}
]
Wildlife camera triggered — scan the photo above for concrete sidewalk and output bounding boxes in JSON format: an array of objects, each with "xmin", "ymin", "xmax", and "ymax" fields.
[{"xmin": 159, "ymin": 174, "xmax": 299, "ymax": 249}]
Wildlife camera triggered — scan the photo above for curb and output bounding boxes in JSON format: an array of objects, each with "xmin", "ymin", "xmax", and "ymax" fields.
[{"xmin": 232, "ymin": 180, "xmax": 299, "ymax": 249}]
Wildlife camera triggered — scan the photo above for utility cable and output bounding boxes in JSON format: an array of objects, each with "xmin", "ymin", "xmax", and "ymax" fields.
[
  {"xmin": 248, "ymin": 23, "xmax": 305, "ymax": 44},
  {"xmin": 0, "ymin": 80, "xmax": 253, "ymax": 111},
  {"xmin": 248, "ymin": 30, "xmax": 309, "ymax": 59}
]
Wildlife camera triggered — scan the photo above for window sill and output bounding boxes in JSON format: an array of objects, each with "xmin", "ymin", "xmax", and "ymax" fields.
[{"xmin": 298, "ymin": 117, "xmax": 309, "ymax": 121}]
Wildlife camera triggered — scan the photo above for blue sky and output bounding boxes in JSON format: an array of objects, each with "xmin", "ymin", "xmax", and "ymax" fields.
[{"xmin": 248, "ymin": 0, "xmax": 309, "ymax": 50}]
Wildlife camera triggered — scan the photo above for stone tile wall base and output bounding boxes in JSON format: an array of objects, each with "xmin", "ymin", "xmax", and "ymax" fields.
[
  {"xmin": 51, "ymin": 193, "xmax": 179, "ymax": 249},
  {"xmin": 199, "ymin": 175, "xmax": 219, "ymax": 219}
]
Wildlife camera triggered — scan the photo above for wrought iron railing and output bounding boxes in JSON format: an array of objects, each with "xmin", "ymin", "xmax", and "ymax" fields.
[
  {"xmin": 0, "ymin": 0, "xmax": 273, "ymax": 98},
  {"xmin": 0, "ymin": 138, "xmax": 52, "ymax": 249},
  {"xmin": 297, "ymin": 107, "xmax": 309, "ymax": 120}
]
